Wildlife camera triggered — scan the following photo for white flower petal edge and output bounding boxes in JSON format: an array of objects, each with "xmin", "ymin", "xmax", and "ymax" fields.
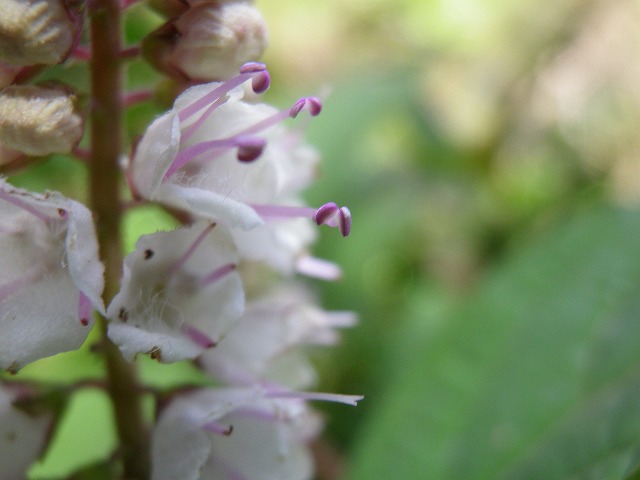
[
  {"xmin": 131, "ymin": 111, "xmax": 181, "ymax": 199},
  {"xmin": 0, "ymin": 179, "xmax": 104, "ymax": 371},
  {"xmin": 152, "ymin": 386, "xmax": 318, "ymax": 480},
  {"xmin": 0, "ymin": 386, "xmax": 52, "ymax": 480},
  {"xmin": 200, "ymin": 285, "xmax": 357, "ymax": 389},
  {"xmin": 107, "ymin": 221, "xmax": 244, "ymax": 363}
]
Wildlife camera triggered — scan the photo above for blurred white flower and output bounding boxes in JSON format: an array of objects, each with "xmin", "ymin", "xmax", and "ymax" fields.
[
  {"xmin": 0, "ymin": 179, "xmax": 104, "ymax": 372},
  {"xmin": 0, "ymin": 385, "xmax": 53, "ymax": 480},
  {"xmin": 200, "ymin": 285, "xmax": 356, "ymax": 389},
  {"xmin": 107, "ymin": 221, "xmax": 244, "ymax": 362},
  {"xmin": 152, "ymin": 386, "xmax": 361, "ymax": 480}
]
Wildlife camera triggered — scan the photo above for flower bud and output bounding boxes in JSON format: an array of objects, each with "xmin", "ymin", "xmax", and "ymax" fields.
[
  {"xmin": 0, "ymin": 0, "xmax": 79, "ymax": 66},
  {"xmin": 143, "ymin": 1, "xmax": 268, "ymax": 81},
  {"xmin": 0, "ymin": 85, "xmax": 84, "ymax": 156}
]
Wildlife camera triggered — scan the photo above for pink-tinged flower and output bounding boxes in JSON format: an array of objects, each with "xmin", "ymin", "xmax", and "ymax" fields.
[
  {"xmin": 200, "ymin": 285, "xmax": 357, "ymax": 389},
  {"xmin": 0, "ymin": 179, "xmax": 104, "ymax": 372},
  {"xmin": 152, "ymin": 386, "xmax": 362, "ymax": 480},
  {"xmin": 107, "ymin": 221, "xmax": 244, "ymax": 363},
  {"xmin": 0, "ymin": 385, "xmax": 53, "ymax": 480},
  {"xmin": 129, "ymin": 64, "xmax": 351, "ymax": 275}
]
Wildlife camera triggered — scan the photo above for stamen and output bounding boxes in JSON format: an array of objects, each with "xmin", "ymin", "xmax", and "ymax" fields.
[
  {"xmin": 250, "ymin": 204, "xmax": 317, "ymax": 220},
  {"xmin": 289, "ymin": 97, "xmax": 322, "ymax": 118},
  {"xmin": 77, "ymin": 291, "xmax": 92, "ymax": 326},
  {"xmin": 236, "ymin": 136, "xmax": 266, "ymax": 163},
  {"xmin": 0, "ymin": 190, "xmax": 55, "ymax": 224},
  {"xmin": 240, "ymin": 62, "xmax": 270, "ymax": 93},
  {"xmin": 180, "ymin": 94, "xmax": 229, "ymax": 143},
  {"xmin": 267, "ymin": 389, "xmax": 363, "ymax": 407},
  {"xmin": 250, "ymin": 202, "xmax": 352, "ymax": 236},
  {"xmin": 182, "ymin": 324, "xmax": 217, "ymax": 349},
  {"xmin": 178, "ymin": 63, "xmax": 270, "ymax": 123},
  {"xmin": 167, "ymin": 96, "xmax": 322, "ymax": 178},
  {"xmin": 339, "ymin": 206, "xmax": 352, "ymax": 237},
  {"xmin": 326, "ymin": 311, "xmax": 358, "ymax": 328},
  {"xmin": 199, "ymin": 263, "xmax": 236, "ymax": 287},
  {"xmin": 313, "ymin": 202, "xmax": 338, "ymax": 225},
  {"xmin": 295, "ymin": 256, "xmax": 342, "ymax": 281},
  {"xmin": 168, "ymin": 223, "xmax": 216, "ymax": 277},
  {"xmin": 202, "ymin": 421, "xmax": 234, "ymax": 436},
  {"xmin": 164, "ymin": 135, "xmax": 263, "ymax": 179}
]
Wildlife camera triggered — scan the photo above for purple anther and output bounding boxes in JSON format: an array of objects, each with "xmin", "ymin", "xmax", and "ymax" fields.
[
  {"xmin": 290, "ymin": 97, "xmax": 323, "ymax": 118},
  {"xmin": 314, "ymin": 202, "xmax": 339, "ymax": 225},
  {"xmin": 251, "ymin": 70, "xmax": 271, "ymax": 94},
  {"xmin": 338, "ymin": 206, "xmax": 352, "ymax": 237},
  {"xmin": 306, "ymin": 97, "xmax": 322, "ymax": 116},
  {"xmin": 265, "ymin": 388, "xmax": 364, "ymax": 406},
  {"xmin": 289, "ymin": 98, "xmax": 306, "ymax": 118},
  {"xmin": 236, "ymin": 136, "xmax": 266, "ymax": 163},
  {"xmin": 199, "ymin": 263, "xmax": 237, "ymax": 287},
  {"xmin": 239, "ymin": 62, "xmax": 267, "ymax": 74},
  {"xmin": 183, "ymin": 324, "xmax": 216, "ymax": 349}
]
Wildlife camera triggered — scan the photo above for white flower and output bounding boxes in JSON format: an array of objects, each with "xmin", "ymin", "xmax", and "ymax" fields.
[
  {"xmin": 0, "ymin": 385, "xmax": 53, "ymax": 480},
  {"xmin": 107, "ymin": 221, "xmax": 244, "ymax": 363},
  {"xmin": 200, "ymin": 285, "xmax": 357, "ymax": 389},
  {"xmin": 129, "ymin": 64, "xmax": 351, "ymax": 274},
  {"xmin": 0, "ymin": 179, "xmax": 104, "ymax": 371},
  {"xmin": 151, "ymin": 387, "xmax": 319, "ymax": 480}
]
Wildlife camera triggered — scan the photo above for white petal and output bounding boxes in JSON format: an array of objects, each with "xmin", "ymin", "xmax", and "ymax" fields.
[
  {"xmin": 65, "ymin": 199, "xmax": 105, "ymax": 314},
  {"xmin": 107, "ymin": 222, "xmax": 244, "ymax": 362},
  {"xmin": 0, "ymin": 271, "xmax": 91, "ymax": 370},
  {"xmin": 132, "ymin": 111, "xmax": 181, "ymax": 197},
  {"xmin": 0, "ymin": 181, "xmax": 102, "ymax": 370},
  {"xmin": 158, "ymin": 183, "xmax": 264, "ymax": 230},
  {"xmin": 0, "ymin": 387, "xmax": 52, "ymax": 480}
]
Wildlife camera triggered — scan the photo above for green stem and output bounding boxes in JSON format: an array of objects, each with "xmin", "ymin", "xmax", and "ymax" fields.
[{"xmin": 89, "ymin": 1, "xmax": 150, "ymax": 478}]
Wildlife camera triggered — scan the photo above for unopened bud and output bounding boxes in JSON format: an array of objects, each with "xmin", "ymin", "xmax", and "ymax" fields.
[
  {"xmin": 0, "ymin": 0, "xmax": 80, "ymax": 66},
  {"xmin": 143, "ymin": 1, "xmax": 268, "ymax": 81},
  {"xmin": 0, "ymin": 85, "xmax": 84, "ymax": 156}
]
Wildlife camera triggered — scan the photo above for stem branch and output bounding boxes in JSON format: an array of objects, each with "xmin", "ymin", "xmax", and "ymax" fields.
[{"xmin": 89, "ymin": 1, "xmax": 150, "ymax": 478}]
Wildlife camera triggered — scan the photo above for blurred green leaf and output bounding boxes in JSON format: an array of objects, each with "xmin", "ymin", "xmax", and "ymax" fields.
[
  {"xmin": 29, "ymin": 389, "xmax": 117, "ymax": 479},
  {"xmin": 347, "ymin": 207, "xmax": 640, "ymax": 480}
]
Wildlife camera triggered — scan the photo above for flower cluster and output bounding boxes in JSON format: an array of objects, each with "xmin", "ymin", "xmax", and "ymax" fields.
[{"xmin": 0, "ymin": 0, "xmax": 358, "ymax": 478}]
